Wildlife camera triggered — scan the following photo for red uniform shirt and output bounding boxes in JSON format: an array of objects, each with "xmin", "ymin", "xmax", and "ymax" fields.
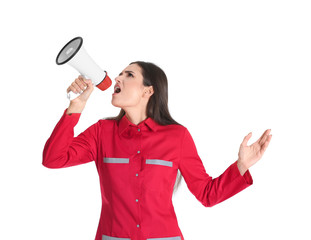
[{"xmin": 43, "ymin": 109, "xmax": 253, "ymax": 240}]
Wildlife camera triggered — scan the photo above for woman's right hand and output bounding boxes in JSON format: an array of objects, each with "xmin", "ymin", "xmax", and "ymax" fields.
[{"xmin": 66, "ymin": 75, "xmax": 94, "ymax": 115}]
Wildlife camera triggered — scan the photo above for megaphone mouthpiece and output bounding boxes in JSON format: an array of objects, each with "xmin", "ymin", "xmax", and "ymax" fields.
[{"xmin": 96, "ymin": 72, "xmax": 112, "ymax": 91}]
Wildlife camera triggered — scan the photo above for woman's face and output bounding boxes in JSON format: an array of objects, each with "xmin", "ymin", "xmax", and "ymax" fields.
[{"xmin": 112, "ymin": 64, "xmax": 152, "ymax": 109}]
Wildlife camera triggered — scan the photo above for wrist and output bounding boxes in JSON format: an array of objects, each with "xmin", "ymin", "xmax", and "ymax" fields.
[
  {"xmin": 66, "ymin": 102, "xmax": 86, "ymax": 115},
  {"xmin": 237, "ymin": 159, "xmax": 248, "ymax": 176}
]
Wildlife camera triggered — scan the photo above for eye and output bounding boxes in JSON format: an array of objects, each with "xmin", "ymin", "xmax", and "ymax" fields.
[{"xmin": 128, "ymin": 72, "xmax": 134, "ymax": 77}]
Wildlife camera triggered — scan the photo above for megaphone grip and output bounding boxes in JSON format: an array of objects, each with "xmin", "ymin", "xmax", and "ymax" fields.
[
  {"xmin": 96, "ymin": 72, "xmax": 112, "ymax": 91},
  {"xmin": 67, "ymin": 79, "xmax": 88, "ymax": 100},
  {"xmin": 67, "ymin": 91, "xmax": 81, "ymax": 101}
]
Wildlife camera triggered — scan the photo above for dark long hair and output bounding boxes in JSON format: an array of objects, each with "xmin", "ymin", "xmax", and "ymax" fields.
[
  {"xmin": 108, "ymin": 61, "xmax": 182, "ymax": 193},
  {"xmin": 109, "ymin": 61, "xmax": 179, "ymax": 125}
]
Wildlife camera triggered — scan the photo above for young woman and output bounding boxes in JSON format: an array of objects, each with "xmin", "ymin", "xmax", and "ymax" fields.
[{"xmin": 43, "ymin": 61, "xmax": 272, "ymax": 240}]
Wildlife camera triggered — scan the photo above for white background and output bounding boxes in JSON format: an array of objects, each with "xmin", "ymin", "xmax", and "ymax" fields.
[{"xmin": 0, "ymin": 0, "xmax": 310, "ymax": 239}]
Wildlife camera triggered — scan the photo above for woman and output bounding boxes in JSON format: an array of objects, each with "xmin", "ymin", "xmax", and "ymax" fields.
[{"xmin": 43, "ymin": 61, "xmax": 272, "ymax": 240}]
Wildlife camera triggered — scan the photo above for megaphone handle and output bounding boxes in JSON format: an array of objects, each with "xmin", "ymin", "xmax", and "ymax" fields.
[
  {"xmin": 67, "ymin": 90, "xmax": 81, "ymax": 101},
  {"xmin": 67, "ymin": 74, "xmax": 88, "ymax": 101}
]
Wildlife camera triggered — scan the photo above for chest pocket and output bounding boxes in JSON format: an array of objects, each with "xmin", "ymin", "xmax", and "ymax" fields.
[
  {"xmin": 103, "ymin": 157, "xmax": 130, "ymax": 187},
  {"xmin": 104, "ymin": 158, "xmax": 129, "ymax": 163},
  {"xmin": 143, "ymin": 159, "xmax": 177, "ymax": 192},
  {"xmin": 146, "ymin": 159, "xmax": 173, "ymax": 167}
]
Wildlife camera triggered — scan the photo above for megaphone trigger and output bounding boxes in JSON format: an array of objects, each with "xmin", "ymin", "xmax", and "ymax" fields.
[{"xmin": 67, "ymin": 90, "xmax": 81, "ymax": 101}]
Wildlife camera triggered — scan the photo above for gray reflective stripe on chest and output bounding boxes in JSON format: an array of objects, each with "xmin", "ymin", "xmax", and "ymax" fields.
[
  {"xmin": 104, "ymin": 158, "xmax": 129, "ymax": 163},
  {"xmin": 102, "ymin": 235, "xmax": 131, "ymax": 240},
  {"xmin": 147, "ymin": 237, "xmax": 181, "ymax": 240},
  {"xmin": 146, "ymin": 159, "xmax": 173, "ymax": 167}
]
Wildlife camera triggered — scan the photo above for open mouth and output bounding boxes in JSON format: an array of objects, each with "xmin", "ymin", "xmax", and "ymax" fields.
[{"xmin": 114, "ymin": 86, "xmax": 121, "ymax": 94}]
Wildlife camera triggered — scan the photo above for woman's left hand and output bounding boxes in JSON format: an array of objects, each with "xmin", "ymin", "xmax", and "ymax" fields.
[{"xmin": 237, "ymin": 129, "xmax": 272, "ymax": 175}]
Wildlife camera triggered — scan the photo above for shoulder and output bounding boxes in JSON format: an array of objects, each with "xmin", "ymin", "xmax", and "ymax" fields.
[
  {"xmin": 97, "ymin": 118, "xmax": 117, "ymax": 125},
  {"xmin": 96, "ymin": 119, "xmax": 118, "ymax": 129},
  {"xmin": 156, "ymin": 123, "xmax": 188, "ymax": 136}
]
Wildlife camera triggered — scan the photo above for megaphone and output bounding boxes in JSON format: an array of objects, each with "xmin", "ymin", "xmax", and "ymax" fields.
[{"xmin": 56, "ymin": 36, "xmax": 112, "ymax": 100}]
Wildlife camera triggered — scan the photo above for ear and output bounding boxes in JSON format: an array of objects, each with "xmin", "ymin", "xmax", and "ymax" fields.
[{"xmin": 143, "ymin": 86, "xmax": 154, "ymax": 98}]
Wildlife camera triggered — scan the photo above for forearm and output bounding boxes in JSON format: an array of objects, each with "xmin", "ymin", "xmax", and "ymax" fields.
[
  {"xmin": 204, "ymin": 161, "xmax": 253, "ymax": 207},
  {"xmin": 43, "ymin": 109, "xmax": 80, "ymax": 168}
]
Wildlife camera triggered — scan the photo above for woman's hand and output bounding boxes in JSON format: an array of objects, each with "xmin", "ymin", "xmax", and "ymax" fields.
[
  {"xmin": 237, "ymin": 129, "xmax": 272, "ymax": 175},
  {"xmin": 66, "ymin": 75, "xmax": 94, "ymax": 115}
]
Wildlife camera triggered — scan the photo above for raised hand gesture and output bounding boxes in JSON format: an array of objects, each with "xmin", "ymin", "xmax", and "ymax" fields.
[{"xmin": 237, "ymin": 129, "xmax": 272, "ymax": 175}]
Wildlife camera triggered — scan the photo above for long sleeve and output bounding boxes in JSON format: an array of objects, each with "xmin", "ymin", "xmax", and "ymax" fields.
[
  {"xmin": 179, "ymin": 128, "xmax": 253, "ymax": 207},
  {"xmin": 42, "ymin": 109, "xmax": 99, "ymax": 169}
]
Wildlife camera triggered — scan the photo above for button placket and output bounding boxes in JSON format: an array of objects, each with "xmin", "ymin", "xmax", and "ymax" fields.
[
  {"xmin": 137, "ymin": 127, "xmax": 141, "ymax": 154},
  {"xmin": 135, "ymin": 126, "xmax": 142, "ymax": 233}
]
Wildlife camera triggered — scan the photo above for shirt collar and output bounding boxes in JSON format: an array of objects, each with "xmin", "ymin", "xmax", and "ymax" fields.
[{"xmin": 118, "ymin": 115, "xmax": 158, "ymax": 135}]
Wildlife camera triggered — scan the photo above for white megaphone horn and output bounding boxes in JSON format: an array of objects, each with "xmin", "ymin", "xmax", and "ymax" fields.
[{"xmin": 56, "ymin": 36, "xmax": 112, "ymax": 100}]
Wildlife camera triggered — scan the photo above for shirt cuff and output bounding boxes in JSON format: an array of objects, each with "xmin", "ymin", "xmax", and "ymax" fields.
[
  {"xmin": 64, "ymin": 108, "xmax": 82, "ymax": 117},
  {"xmin": 61, "ymin": 108, "xmax": 81, "ymax": 127},
  {"xmin": 234, "ymin": 161, "xmax": 253, "ymax": 185}
]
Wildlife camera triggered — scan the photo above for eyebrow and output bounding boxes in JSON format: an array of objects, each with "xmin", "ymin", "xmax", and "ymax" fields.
[{"xmin": 119, "ymin": 70, "xmax": 135, "ymax": 76}]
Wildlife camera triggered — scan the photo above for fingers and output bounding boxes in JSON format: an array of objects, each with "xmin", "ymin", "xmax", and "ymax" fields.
[
  {"xmin": 242, "ymin": 129, "xmax": 272, "ymax": 148},
  {"xmin": 260, "ymin": 134, "xmax": 272, "ymax": 155},
  {"xmin": 258, "ymin": 129, "xmax": 272, "ymax": 146},
  {"xmin": 67, "ymin": 75, "xmax": 88, "ymax": 94},
  {"xmin": 254, "ymin": 129, "xmax": 272, "ymax": 155},
  {"xmin": 241, "ymin": 132, "xmax": 252, "ymax": 146}
]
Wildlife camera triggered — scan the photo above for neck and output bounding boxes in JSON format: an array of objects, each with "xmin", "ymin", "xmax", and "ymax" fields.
[{"xmin": 125, "ymin": 108, "xmax": 148, "ymax": 125}]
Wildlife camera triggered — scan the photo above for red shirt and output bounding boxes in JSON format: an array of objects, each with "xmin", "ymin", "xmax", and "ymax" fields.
[{"xmin": 43, "ymin": 109, "xmax": 253, "ymax": 240}]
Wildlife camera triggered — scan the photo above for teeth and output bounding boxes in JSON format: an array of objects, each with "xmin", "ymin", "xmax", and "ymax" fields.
[{"xmin": 115, "ymin": 86, "xmax": 121, "ymax": 93}]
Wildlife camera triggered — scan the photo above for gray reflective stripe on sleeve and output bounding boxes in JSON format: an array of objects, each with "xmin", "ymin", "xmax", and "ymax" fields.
[
  {"xmin": 102, "ymin": 235, "xmax": 131, "ymax": 240},
  {"xmin": 104, "ymin": 158, "xmax": 129, "ymax": 163},
  {"xmin": 146, "ymin": 237, "xmax": 181, "ymax": 240},
  {"xmin": 146, "ymin": 159, "xmax": 173, "ymax": 167}
]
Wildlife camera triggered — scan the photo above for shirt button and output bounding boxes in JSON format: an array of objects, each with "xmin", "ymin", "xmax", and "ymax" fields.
[
  {"xmin": 136, "ymin": 173, "xmax": 139, "ymax": 177},
  {"xmin": 138, "ymin": 129, "xmax": 141, "ymax": 132},
  {"xmin": 137, "ymin": 224, "xmax": 140, "ymax": 228},
  {"xmin": 137, "ymin": 150, "xmax": 140, "ymax": 154},
  {"xmin": 136, "ymin": 199, "xmax": 139, "ymax": 202}
]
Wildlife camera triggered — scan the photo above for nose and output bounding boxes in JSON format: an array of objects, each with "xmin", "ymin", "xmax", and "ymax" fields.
[{"xmin": 115, "ymin": 76, "xmax": 121, "ymax": 83}]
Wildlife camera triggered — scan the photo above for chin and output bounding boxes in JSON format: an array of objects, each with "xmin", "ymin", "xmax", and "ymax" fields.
[
  {"xmin": 111, "ymin": 99, "xmax": 122, "ymax": 108},
  {"xmin": 111, "ymin": 100, "xmax": 118, "ymax": 107}
]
